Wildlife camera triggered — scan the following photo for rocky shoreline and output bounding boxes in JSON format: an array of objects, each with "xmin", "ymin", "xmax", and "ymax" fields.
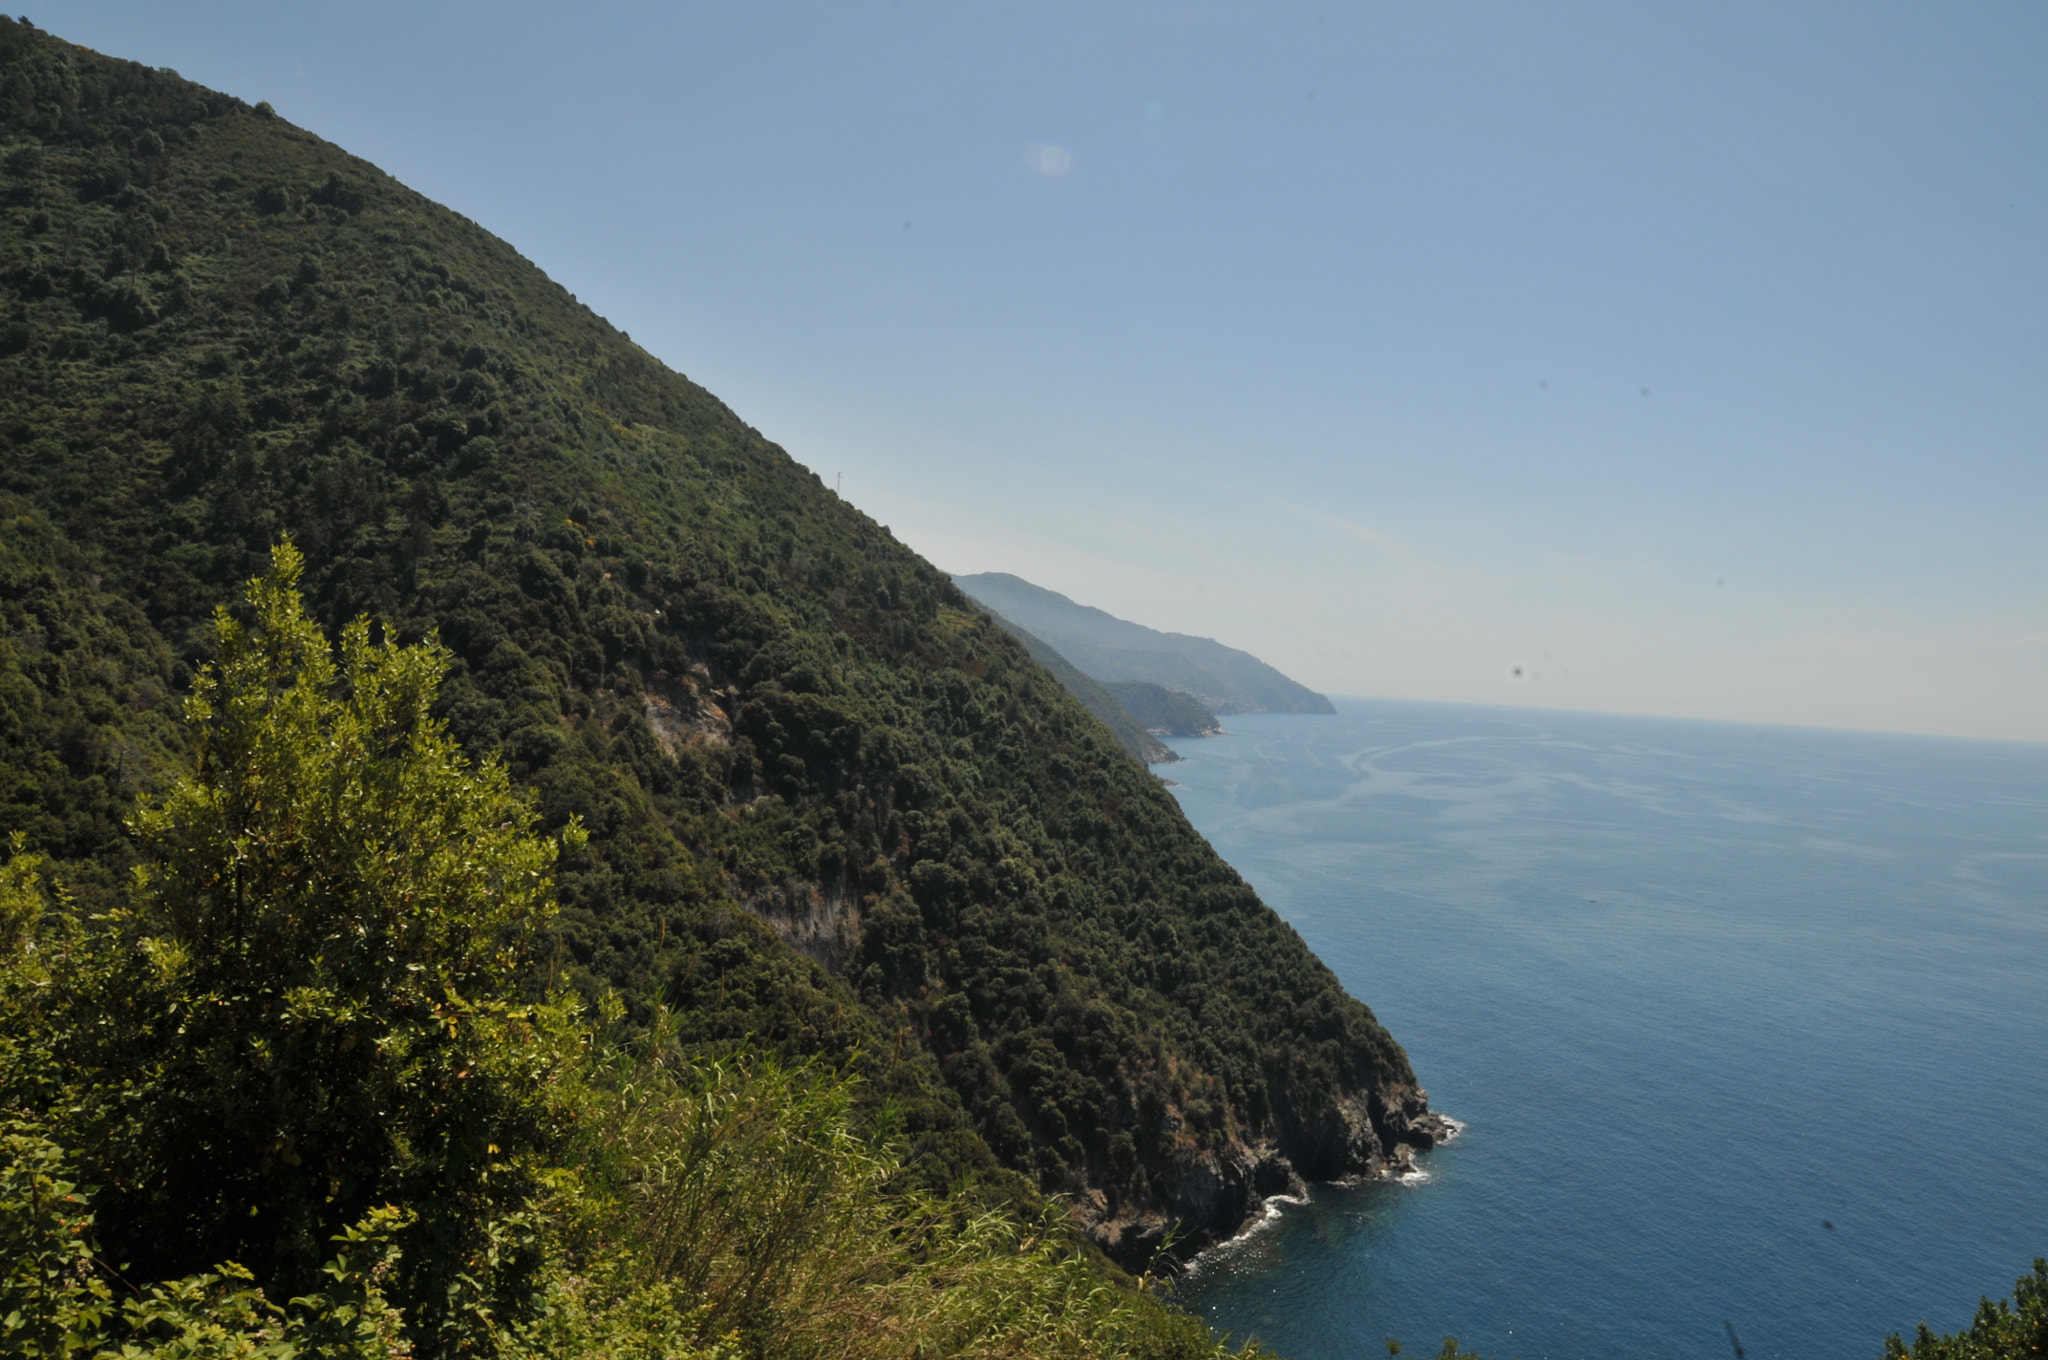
[{"xmin": 1074, "ymin": 1083, "xmax": 1461, "ymax": 1268}]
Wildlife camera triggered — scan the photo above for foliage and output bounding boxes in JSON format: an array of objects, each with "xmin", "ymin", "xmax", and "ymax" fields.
[
  {"xmin": 0, "ymin": 504, "xmax": 185, "ymax": 908},
  {"xmin": 2, "ymin": 546, "xmax": 589, "ymax": 1348},
  {"xmin": 1881, "ymin": 1261, "xmax": 2048, "ymax": 1360},
  {"xmin": 0, "ymin": 556, "xmax": 1262, "ymax": 1359},
  {"xmin": 0, "ymin": 1117, "xmax": 413, "ymax": 1360},
  {"xmin": 0, "ymin": 1116, "xmax": 115, "ymax": 1358},
  {"xmin": 1, "ymin": 1067, "xmax": 1247, "ymax": 1360},
  {"xmin": 0, "ymin": 830, "xmax": 48, "ymax": 963}
]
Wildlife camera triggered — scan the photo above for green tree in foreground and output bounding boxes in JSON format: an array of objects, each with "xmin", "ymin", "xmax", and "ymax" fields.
[{"xmin": 4, "ymin": 537, "xmax": 591, "ymax": 1345}]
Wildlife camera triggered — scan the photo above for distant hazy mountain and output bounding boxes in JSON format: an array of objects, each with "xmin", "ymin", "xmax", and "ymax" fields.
[
  {"xmin": 983, "ymin": 611, "xmax": 1180, "ymax": 765},
  {"xmin": 953, "ymin": 573, "xmax": 1336, "ymax": 715},
  {"xmin": 1105, "ymin": 681, "xmax": 1223, "ymax": 738}
]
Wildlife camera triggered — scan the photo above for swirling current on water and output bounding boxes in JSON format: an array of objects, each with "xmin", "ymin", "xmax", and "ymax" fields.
[{"xmin": 1165, "ymin": 700, "xmax": 2048, "ymax": 1360}]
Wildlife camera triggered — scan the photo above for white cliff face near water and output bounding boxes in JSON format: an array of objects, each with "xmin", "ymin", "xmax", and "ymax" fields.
[{"xmin": 1164, "ymin": 700, "xmax": 2048, "ymax": 1360}]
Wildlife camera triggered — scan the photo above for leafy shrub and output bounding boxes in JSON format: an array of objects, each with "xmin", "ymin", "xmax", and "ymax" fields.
[
  {"xmin": 10, "ymin": 544, "xmax": 586, "ymax": 1344},
  {"xmin": 1882, "ymin": 1261, "xmax": 2048, "ymax": 1360},
  {"xmin": 254, "ymin": 177, "xmax": 293, "ymax": 214}
]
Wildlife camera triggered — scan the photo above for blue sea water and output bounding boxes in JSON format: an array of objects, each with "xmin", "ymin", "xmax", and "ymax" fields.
[{"xmin": 1162, "ymin": 699, "xmax": 2048, "ymax": 1360}]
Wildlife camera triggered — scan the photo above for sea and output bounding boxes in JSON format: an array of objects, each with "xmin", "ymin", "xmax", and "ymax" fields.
[{"xmin": 1159, "ymin": 698, "xmax": 2048, "ymax": 1360}]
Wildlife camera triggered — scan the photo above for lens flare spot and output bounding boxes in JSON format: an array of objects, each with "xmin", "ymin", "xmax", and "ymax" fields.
[{"xmin": 1025, "ymin": 143, "xmax": 1073, "ymax": 177}]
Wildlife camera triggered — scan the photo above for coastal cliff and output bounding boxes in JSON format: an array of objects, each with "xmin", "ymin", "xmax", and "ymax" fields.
[
  {"xmin": 1082, "ymin": 1083, "xmax": 1460, "ymax": 1258},
  {"xmin": 0, "ymin": 19, "xmax": 1444, "ymax": 1278}
]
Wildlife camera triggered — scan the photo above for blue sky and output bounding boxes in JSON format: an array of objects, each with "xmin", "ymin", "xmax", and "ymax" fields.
[{"xmin": 38, "ymin": 2, "xmax": 2048, "ymax": 740}]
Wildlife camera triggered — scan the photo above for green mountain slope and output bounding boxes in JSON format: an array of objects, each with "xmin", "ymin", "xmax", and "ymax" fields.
[
  {"xmin": 953, "ymin": 572, "xmax": 1338, "ymax": 715},
  {"xmin": 0, "ymin": 18, "xmax": 1444, "ymax": 1271},
  {"xmin": 0, "ymin": 551, "xmax": 1263, "ymax": 1360},
  {"xmin": 974, "ymin": 605, "xmax": 1179, "ymax": 766}
]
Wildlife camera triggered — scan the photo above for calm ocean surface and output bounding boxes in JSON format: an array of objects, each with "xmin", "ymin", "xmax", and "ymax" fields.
[{"xmin": 1162, "ymin": 699, "xmax": 2048, "ymax": 1360}]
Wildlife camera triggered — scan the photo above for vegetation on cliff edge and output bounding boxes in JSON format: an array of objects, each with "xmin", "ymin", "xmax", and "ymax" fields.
[
  {"xmin": 0, "ymin": 12, "xmax": 1413, "ymax": 1272},
  {"xmin": 0, "ymin": 550, "xmax": 1260, "ymax": 1359}
]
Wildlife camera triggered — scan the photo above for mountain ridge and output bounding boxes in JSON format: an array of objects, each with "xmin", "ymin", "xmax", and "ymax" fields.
[{"xmin": 953, "ymin": 572, "xmax": 1338, "ymax": 715}]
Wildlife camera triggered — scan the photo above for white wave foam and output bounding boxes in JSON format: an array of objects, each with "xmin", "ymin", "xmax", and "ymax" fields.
[{"xmin": 1180, "ymin": 1190, "xmax": 1310, "ymax": 1277}]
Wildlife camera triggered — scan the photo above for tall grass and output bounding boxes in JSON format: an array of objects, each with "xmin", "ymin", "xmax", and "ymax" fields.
[{"xmin": 567, "ymin": 1009, "xmax": 1256, "ymax": 1360}]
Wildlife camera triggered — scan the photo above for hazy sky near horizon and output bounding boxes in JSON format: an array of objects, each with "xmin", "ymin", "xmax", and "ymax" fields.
[{"xmin": 39, "ymin": 1, "xmax": 2048, "ymax": 741}]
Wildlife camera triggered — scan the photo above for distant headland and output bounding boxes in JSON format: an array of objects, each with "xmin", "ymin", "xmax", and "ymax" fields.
[{"xmin": 954, "ymin": 572, "xmax": 1334, "ymax": 766}]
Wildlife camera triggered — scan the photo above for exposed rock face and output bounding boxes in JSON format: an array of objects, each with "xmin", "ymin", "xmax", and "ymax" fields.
[
  {"xmin": 1171, "ymin": 1143, "xmax": 1309, "ymax": 1238},
  {"xmin": 1071, "ymin": 1081, "xmax": 1457, "ymax": 1268},
  {"xmin": 1273, "ymin": 1086, "xmax": 1387, "ymax": 1180},
  {"xmin": 1072, "ymin": 1142, "xmax": 1306, "ymax": 1262},
  {"xmin": 1374, "ymin": 1083, "xmax": 1461, "ymax": 1151},
  {"xmin": 744, "ymin": 877, "xmax": 862, "ymax": 972},
  {"xmin": 641, "ymin": 677, "xmax": 732, "ymax": 757}
]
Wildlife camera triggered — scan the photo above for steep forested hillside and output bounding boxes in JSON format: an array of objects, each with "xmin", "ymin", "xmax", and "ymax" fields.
[
  {"xmin": 2, "ymin": 546, "xmax": 1266, "ymax": 1360},
  {"xmin": 0, "ymin": 16, "xmax": 1444, "ymax": 1278}
]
